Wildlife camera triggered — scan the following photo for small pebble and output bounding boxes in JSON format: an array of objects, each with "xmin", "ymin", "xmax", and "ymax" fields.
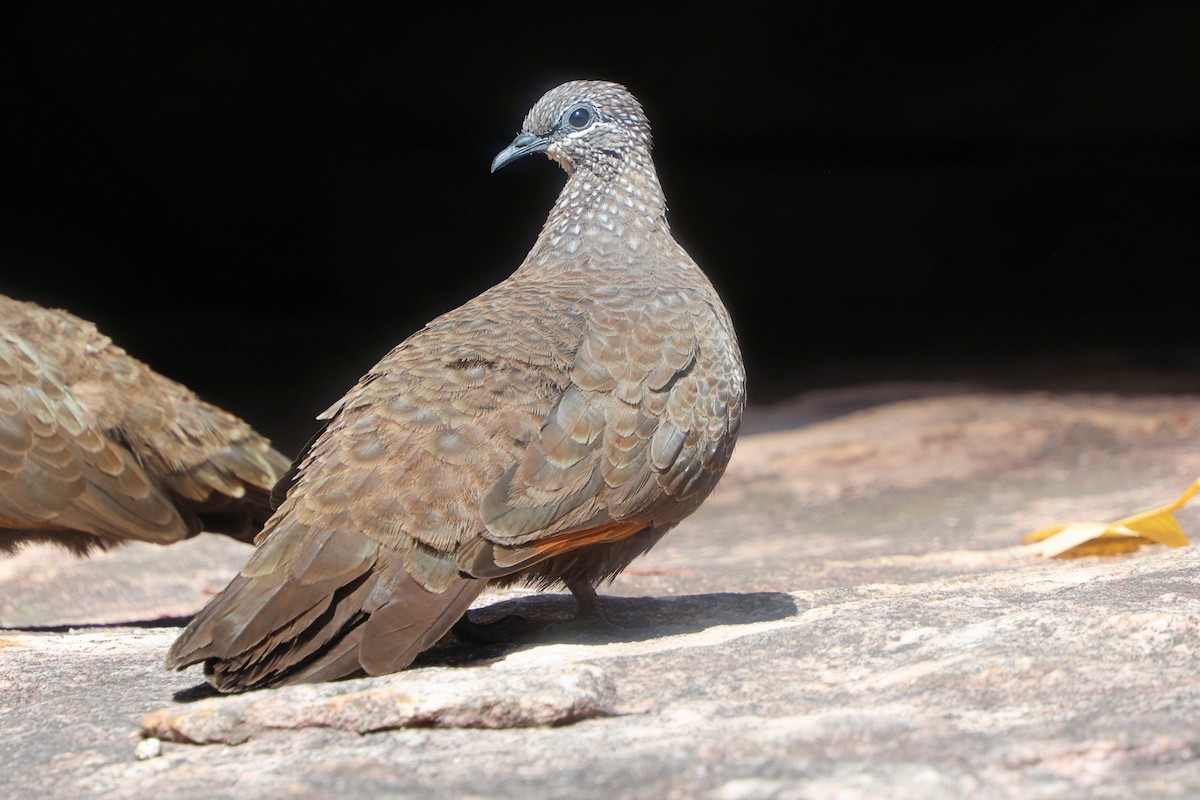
[{"xmin": 135, "ymin": 737, "xmax": 162, "ymax": 760}]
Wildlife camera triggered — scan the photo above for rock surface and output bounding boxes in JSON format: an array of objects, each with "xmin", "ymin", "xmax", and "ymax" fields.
[
  {"xmin": 143, "ymin": 661, "xmax": 620, "ymax": 743},
  {"xmin": 3, "ymin": 384, "xmax": 1200, "ymax": 798}
]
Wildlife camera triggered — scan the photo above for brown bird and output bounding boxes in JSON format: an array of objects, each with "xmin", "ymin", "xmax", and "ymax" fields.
[
  {"xmin": 0, "ymin": 294, "xmax": 289, "ymax": 555},
  {"xmin": 167, "ymin": 80, "xmax": 746, "ymax": 692}
]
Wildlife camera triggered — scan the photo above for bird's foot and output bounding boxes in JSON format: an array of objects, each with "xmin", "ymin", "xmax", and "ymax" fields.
[{"xmin": 540, "ymin": 595, "xmax": 628, "ymax": 642}]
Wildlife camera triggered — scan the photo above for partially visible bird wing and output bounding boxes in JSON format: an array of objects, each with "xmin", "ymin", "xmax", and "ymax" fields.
[
  {"xmin": 163, "ymin": 313, "xmax": 537, "ymax": 688},
  {"xmin": 0, "ymin": 296, "xmax": 289, "ymax": 550},
  {"xmin": 0, "ymin": 335, "xmax": 189, "ymax": 544},
  {"xmin": 168, "ymin": 298, "xmax": 570, "ymax": 687},
  {"xmin": 264, "ymin": 297, "xmax": 573, "ymax": 584}
]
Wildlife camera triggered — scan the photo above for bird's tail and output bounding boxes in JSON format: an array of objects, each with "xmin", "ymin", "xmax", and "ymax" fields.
[{"xmin": 166, "ymin": 518, "xmax": 482, "ymax": 692}]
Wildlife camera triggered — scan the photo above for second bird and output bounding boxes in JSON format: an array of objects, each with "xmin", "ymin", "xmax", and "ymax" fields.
[{"xmin": 167, "ymin": 80, "xmax": 746, "ymax": 692}]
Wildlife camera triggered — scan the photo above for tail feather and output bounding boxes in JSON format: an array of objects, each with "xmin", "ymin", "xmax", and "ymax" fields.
[
  {"xmin": 208, "ymin": 570, "xmax": 376, "ymax": 690},
  {"xmin": 359, "ymin": 578, "xmax": 481, "ymax": 675},
  {"xmin": 167, "ymin": 517, "xmax": 485, "ymax": 693},
  {"xmin": 221, "ymin": 563, "xmax": 377, "ymax": 684},
  {"xmin": 283, "ymin": 626, "xmax": 371, "ymax": 685}
]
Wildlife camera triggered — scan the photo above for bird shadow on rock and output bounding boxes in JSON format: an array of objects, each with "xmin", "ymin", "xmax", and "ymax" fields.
[
  {"xmin": 3, "ymin": 615, "xmax": 195, "ymax": 633},
  {"xmin": 414, "ymin": 590, "xmax": 799, "ymax": 668}
]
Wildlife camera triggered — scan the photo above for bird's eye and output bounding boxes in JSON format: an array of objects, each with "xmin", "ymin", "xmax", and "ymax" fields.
[{"xmin": 567, "ymin": 107, "xmax": 593, "ymax": 129}]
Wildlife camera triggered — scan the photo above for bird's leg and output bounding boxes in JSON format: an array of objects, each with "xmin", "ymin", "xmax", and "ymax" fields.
[
  {"xmin": 561, "ymin": 576, "xmax": 626, "ymax": 635},
  {"xmin": 565, "ymin": 575, "xmax": 609, "ymax": 622},
  {"xmin": 454, "ymin": 578, "xmax": 625, "ymax": 645}
]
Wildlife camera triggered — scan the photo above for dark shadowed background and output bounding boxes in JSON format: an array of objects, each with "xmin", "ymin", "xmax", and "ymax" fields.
[{"xmin": 3, "ymin": 3, "xmax": 1198, "ymax": 456}]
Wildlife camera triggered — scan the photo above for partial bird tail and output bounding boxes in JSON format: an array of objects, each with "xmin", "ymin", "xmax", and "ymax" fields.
[
  {"xmin": 166, "ymin": 519, "xmax": 482, "ymax": 692},
  {"xmin": 153, "ymin": 408, "xmax": 293, "ymax": 542}
]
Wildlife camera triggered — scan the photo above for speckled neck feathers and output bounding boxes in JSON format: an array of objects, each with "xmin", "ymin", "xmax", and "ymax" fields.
[{"xmin": 512, "ymin": 81, "xmax": 672, "ymax": 274}]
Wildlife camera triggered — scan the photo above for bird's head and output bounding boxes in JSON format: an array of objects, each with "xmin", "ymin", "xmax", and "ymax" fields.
[{"xmin": 491, "ymin": 80, "xmax": 653, "ymax": 177}]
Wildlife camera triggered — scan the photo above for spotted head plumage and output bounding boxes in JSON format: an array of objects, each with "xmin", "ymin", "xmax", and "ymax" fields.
[
  {"xmin": 493, "ymin": 80, "xmax": 669, "ymax": 251},
  {"xmin": 492, "ymin": 80, "xmax": 654, "ymax": 177}
]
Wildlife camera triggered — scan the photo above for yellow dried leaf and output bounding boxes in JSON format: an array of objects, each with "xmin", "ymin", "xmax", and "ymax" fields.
[
  {"xmin": 1023, "ymin": 478, "xmax": 1198, "ymax": 558},
  {"xmin": 1120, "ymin": 512, "xmax": 1188, "ymax": 547}
]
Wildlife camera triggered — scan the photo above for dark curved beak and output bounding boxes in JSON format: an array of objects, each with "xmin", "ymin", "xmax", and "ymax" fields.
[{"xmin": 491, "ymin": 132, "xmax": 549, "ymax": 173}]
